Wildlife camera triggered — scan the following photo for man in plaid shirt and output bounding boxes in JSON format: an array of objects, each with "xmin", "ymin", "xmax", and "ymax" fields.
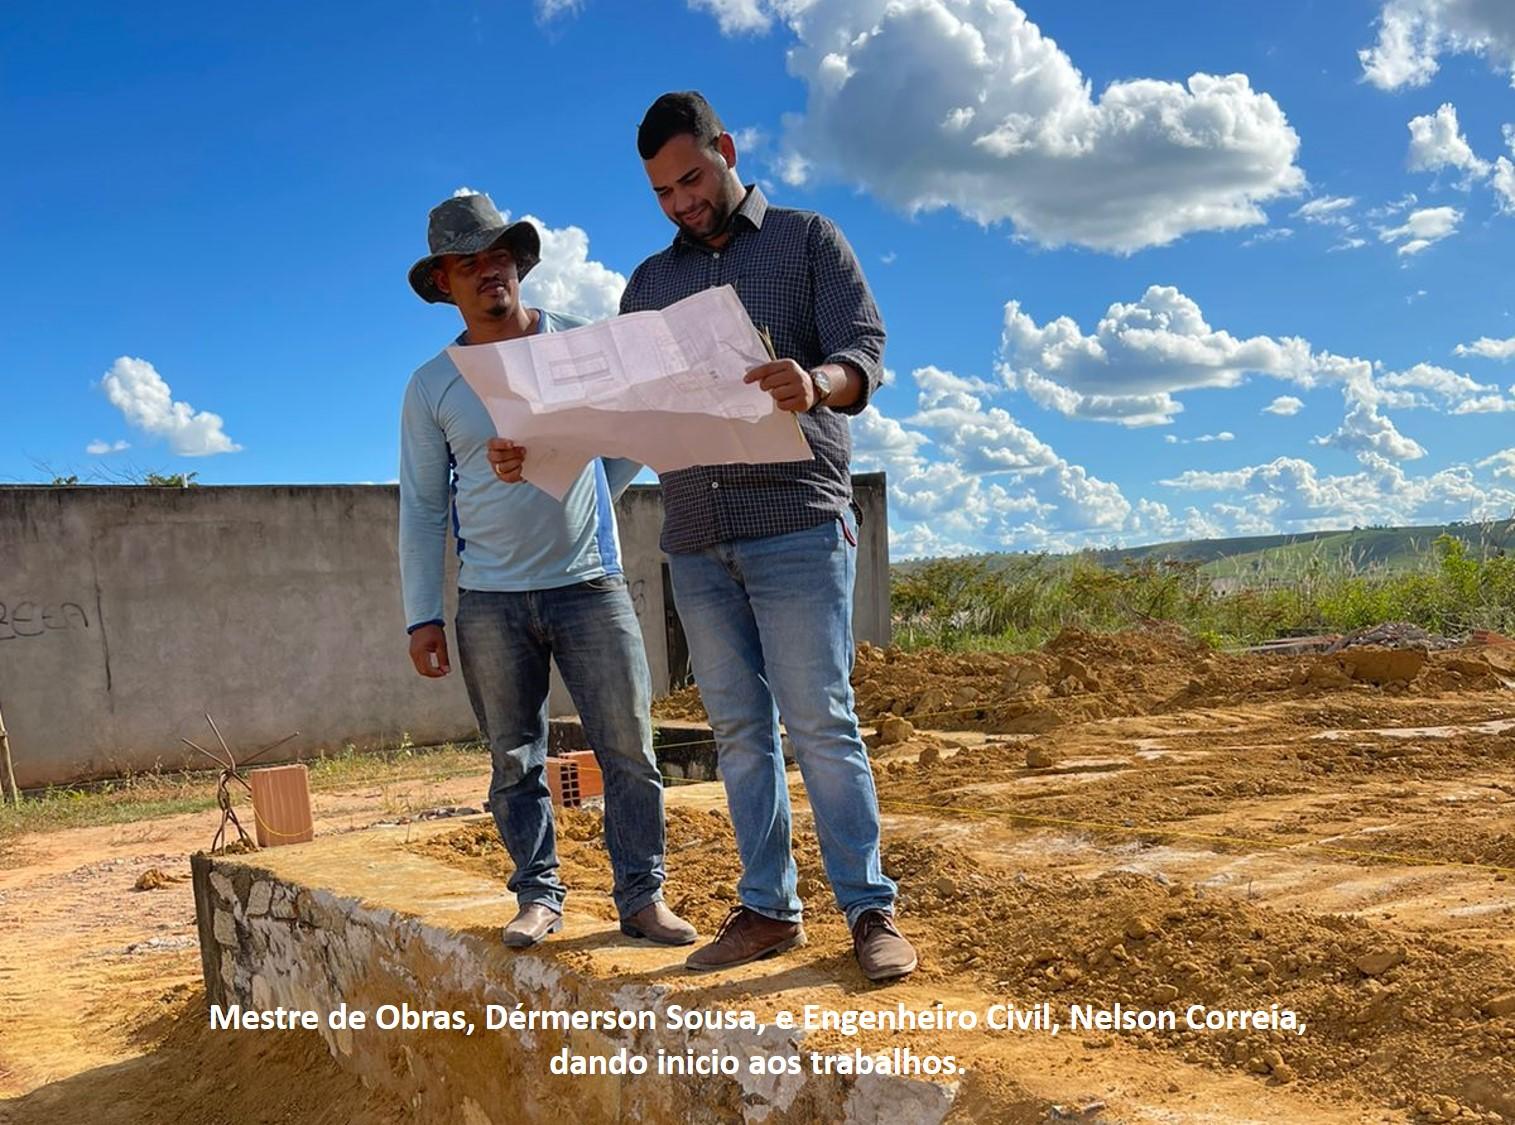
[{"xmin": 620, "ymin": 91, "xmax": 916, "ymax": 981}]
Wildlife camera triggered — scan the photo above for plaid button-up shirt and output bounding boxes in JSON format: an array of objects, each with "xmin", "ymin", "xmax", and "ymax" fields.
[{"xmin": 620, "ymin": 185, "xmax": 885, "ymax": 555}]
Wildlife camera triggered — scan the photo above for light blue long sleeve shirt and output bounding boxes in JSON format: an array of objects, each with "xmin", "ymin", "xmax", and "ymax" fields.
[{"xmin": 398, "ymin": 309, "xmax": 642, "ymax": 631}]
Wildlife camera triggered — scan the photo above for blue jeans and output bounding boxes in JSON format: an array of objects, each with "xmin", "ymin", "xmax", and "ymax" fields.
[
  {"xmin": 668, "ymin": 511, "xmax": 896, "ymax": 928},
  {"xmin": 454, "ymin": 577, "xmax": 665, "ymax": 919}
]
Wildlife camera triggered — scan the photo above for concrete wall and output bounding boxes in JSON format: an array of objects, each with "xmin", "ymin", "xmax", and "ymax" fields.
[{"xmin": 0, "ymin": 476, "xmax": 889, "ymax": 788}]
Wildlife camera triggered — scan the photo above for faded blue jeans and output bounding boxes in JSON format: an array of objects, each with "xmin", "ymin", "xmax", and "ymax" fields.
[
  {"xmin": 454, "ymin": 576, "xmax": 665, "ymax": 920},
  {"xmin": 668, "ymin": 510, "xmax": 896, "ymax": 928}
]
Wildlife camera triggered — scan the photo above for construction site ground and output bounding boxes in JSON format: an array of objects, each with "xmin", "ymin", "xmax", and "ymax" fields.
[{"xmin": 2, "ymin": 627, "xmax": 1514, "ymax": 1123}]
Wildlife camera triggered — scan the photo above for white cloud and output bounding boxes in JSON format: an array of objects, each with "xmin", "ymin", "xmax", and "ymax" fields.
[
  {"xmin": 731, "ymin": 126, "xmax": 768, "ymax": 153},
  {"xmin": 775, "ymin": 150, "xmax": 812, "ymax": 187},
  {"xmin": 697, "ymin": 0, "xmax": 1304, "ymax": 253},
  {"xmin": 1360, "ymin": 0, "xmax": 1515, "ymax": 90},
  {"xmin": 1478, "ymin": 448, "xmax": 1515, "ymax": 481},
  {"xmin": 1166, "ymin": 431, "xmax": 1236, "ymax": 444},
  {"xmin": 1494, "ymin": 153, "xmax": 1515, "ymax": 213},
  {"xmin": 1406, "ymin": 103, "xmax": 1490, "ymax": 182},
  {"xmin": 1379, "ymin": 361, "xmax": 1495, "ymax": 400},
  {"xmin": 1313, "ymin": 374, "xmax": 1427, "ymax": 461},
  {"xmin": 1242, "ymin": 227, "xmax": 1294, "ymax": 248},
  {"xmin": 85, "ymin": 439, "xmax": 130, "ymax": 455},
  {"xmin": 1367, "ymin": 193, "xmax": 1420, "ymax": 219},
  {"xmin": 535, "ymin": 0, "xmax": 582, "ymax": 21},
  {"xmin": 1163, "ymin": 453, "xmax": 1515, "ymax": 530},
  {"xmin": 998, "ymin": 285, "xmax": 1323, "ymax": 427},
  {"xmin": 1264, "ymin": 395, "xmax": 1305, "ymax": 416},
  {"xmin": 689, "ymin": 0, "xmax": 773, "ymax": 35},
  {"xmin": 1452, "ymin": 393, "xmax": 1515, "ymax": 413},
  {"xmin": 1294, "ymin": 195, "xmax": 1357, "ymax": 225},
  {"xmin": 99, "ymin": 357, "xmax": 240, "ymax": 457},
  {"xmin": 851, "ymin": 366, "xmax": 1139, "ymax": 553},
  {"xmin": 1329, "ymin": 236, "xmax": 1369, "ymax": 252},
  {"xmin": 518, "ymin": 214, "xmax": 625, "ymax": 322},
  {"xmin": 1456, "ymin": 335, "xmax": 1515, "ymax": 360},
  {"xmin": 1378, "ymin": 205, "xmax": 1461, "ymax": 255}
]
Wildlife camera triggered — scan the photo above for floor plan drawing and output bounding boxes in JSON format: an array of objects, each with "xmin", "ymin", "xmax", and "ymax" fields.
[{"xmin": 447, "ymin": 286, "xmax": 813, "ymax": 498}]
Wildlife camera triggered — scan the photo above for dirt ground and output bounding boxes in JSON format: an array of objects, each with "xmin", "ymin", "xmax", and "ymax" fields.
[
  {"xmin": 3, "ymin": 628, "xmax": 1514, "ymax": 1122},
  {"xmin": 0, "ymin": 769, "xmax": 489, "ymax": 1124},
  {"xmin": 645, "ymin": 628, "xmax": 1515, "ymax": 1121}
]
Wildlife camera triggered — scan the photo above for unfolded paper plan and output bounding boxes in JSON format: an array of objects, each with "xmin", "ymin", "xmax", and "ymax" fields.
[{"xmin": 447, "ymin": 285, "xmax": 813, "ymax": 499}]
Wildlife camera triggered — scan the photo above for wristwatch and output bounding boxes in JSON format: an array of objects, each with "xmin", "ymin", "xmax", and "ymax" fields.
[{"xmin": 808, "ymin": 368, "xmax": 833, "ymax": 411}]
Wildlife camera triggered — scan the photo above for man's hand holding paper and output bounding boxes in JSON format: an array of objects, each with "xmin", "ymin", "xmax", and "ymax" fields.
[{"xmin": 449, "ymin": 285, "xmax": 813, "ymax": 499}]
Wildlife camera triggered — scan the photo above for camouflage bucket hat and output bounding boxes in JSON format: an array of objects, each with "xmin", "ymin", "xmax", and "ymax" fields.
[{"xmin": 408, "ymin": 193, "xmax": 541, "ymax": 305}]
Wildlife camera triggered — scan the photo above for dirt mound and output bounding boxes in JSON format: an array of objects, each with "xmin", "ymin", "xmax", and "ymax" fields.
[
  {"xmin": 885, "ymin": 842, "xmax": 1515, "ymax": 1120},
  {"xmin": 417, "ymin": 795, "xmax": 1515, "ymax": 1121},
  {"xmin": 652, "ymin": 685, "xmax": 709, "ymax": 722},
  {"xmin": 2, "ymin": 985, "xmax": 401, "ymax": 1125},
  {"xmin": 131, "ymin": 867, "xmax": 183, "ymax": 892},
  {"xmin": 658, "ymin": 627, "xmax": 1504, "ymax": 734},
  {"xmin": 417, "ymin": 807, "xmax": 748, "ymax": 930},
  {"xmin": 1330, "ymin": 622, "xmax": 1463, "ymax": 652}
]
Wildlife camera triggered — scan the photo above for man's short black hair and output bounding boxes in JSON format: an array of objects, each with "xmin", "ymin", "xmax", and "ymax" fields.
[{"xmin": 637, "ymin": 91, "xmax": 725, "ymax": 160}]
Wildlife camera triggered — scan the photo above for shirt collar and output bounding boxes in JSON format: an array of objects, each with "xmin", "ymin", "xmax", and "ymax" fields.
[
  {"xmin": 674, "ymin": 184, "xmax": 767, "ymax": 253},
  {"xmin": 454, "ymin": 308, "xmax": 544, "ymax": 345}
]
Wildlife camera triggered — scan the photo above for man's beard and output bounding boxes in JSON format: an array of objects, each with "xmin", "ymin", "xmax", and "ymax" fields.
[
  {"xmin": 681, "ymin": 196, "xmax": 737, "ymax": 244},
  {"xmin": 483, "ymin": 297, "xmax": 513, "ymax": 318}
]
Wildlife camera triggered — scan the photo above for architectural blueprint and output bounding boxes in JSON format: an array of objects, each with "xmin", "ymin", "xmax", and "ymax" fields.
[{"xmin": 447, "ymin": 285, "xmax": 814, "ymax": 498}]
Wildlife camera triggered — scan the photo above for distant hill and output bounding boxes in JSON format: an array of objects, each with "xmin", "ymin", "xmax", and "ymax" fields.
[
  {"xmin": 1086, "ymin": 520, "xmax": 1515, "ymax": 577},
  {"xmin": 895, "ymin": 520, "xmax": 1515, "ymax": 577}
]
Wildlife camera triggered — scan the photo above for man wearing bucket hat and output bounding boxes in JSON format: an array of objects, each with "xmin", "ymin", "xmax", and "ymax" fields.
[{"xmin": 398, "ymin": 191, "xmax": 696, "ymax": 950}]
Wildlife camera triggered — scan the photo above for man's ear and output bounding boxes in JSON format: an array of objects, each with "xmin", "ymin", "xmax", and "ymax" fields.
[
  {"xmin": 717, "ymin": 132, "xmax": 737, "ymax": 170},
  {"xmin": 432, "ymin": 266, "xmax": 451, "ymax": 298}
]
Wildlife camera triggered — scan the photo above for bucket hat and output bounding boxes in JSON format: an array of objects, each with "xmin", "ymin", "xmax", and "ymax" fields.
[{"xmin": 408, "ymin": 193, "xmax": 541, "ymax": 304}]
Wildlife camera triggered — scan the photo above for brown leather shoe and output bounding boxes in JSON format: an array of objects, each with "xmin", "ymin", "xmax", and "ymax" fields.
[
  {"xmin": 685, "ymin": 906, "xmax": 805, "ymax": 972},
  {"xmin": 502, "ymin": 902, "xmax": 563, "ymax": 948},
  {"xmin": 852, "ymin": 910, "xmax": 917, "ymax": 981},
  {"xmin": 621, "ymin": 901, "xmax": 698, "ymax": 946}
]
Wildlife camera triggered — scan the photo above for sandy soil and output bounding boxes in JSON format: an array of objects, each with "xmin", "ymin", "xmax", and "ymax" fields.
[
  {"xmin": 3, "ymin": 629, "xmax": 1514, "ymax": 1122},
  {"xmin": 0, "ymin": 769, "xmax": 489, "ymax": 1124}
]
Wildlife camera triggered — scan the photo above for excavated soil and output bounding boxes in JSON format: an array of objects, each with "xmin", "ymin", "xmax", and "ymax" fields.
[
  {"xmin": 653, "ymin": 625, "xmax": 1515, "ymax": 733},
  {"xmin": 579, "ymin": 628, "xmax": 1515, "ymax": 1121},
  {"xmin": 6, "ymin": 628, "xmax": 1515, "ymax": 1122}
]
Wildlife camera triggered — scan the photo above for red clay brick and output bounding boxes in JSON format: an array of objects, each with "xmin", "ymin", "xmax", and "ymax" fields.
[{"xmin": 563, "ymin": 751, "xmax": 603, "ymax": 799}]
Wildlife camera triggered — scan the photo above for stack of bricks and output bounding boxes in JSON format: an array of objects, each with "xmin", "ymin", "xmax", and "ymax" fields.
[{"xmin": 544, "ymin": 750, "xmax": 604, "ymax": 809}]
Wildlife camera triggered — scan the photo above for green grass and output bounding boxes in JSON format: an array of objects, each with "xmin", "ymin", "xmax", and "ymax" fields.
[
  {"xmin": 0, "ymin": 739, "xmax": 491, "ymax": 854},
  {"xmin": 892, "ymin": 531, "xmax": 1515, "ymax": 652},
  {"xmin": 1076, "ymin": 519, "xmax": 1515, "ymax": 577}
]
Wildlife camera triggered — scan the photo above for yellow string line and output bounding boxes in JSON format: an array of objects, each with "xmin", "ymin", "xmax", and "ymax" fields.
[
  {"xmin": 241, "ymin": 803, "xmax": 314, "ymax": 841},
  {"xmin": 653, "ymin": 763, "xmax": 1515, "ymax": 877},
  {"xmin": 655, "ymin": 698, "xmax": 1046, "ymax": 737}
]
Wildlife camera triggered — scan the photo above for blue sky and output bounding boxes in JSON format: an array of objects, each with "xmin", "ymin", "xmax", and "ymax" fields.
[{"xmin": 5, "ymin": 0, "xmax": 1515, "ymax": 556}]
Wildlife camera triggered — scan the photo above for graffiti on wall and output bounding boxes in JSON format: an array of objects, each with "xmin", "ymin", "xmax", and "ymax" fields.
[{"xmin": 0, "ymin": 600, "xmax": 90, "ymax": 642}]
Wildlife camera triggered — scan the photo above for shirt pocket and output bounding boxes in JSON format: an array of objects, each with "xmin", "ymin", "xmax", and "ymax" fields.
[{"xmin": 730, "ymin": 266, "xmax": 813, "ymax": 349}]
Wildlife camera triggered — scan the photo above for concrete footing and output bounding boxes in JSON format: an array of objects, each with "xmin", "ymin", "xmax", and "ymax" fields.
[{"xmin": 190, "ymin": 818, "xmax": 956, "ymax": 1124}]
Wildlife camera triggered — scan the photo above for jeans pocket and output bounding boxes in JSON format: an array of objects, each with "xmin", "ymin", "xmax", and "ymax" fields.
[{"xmin": 582, "ymin": 573, "xmax": 627, "ymax": 592}]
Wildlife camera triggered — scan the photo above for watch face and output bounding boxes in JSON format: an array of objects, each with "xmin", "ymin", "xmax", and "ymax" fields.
[{"xmin": 813, "ymin": 370, "xmax": 832, "ymax": 400}]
